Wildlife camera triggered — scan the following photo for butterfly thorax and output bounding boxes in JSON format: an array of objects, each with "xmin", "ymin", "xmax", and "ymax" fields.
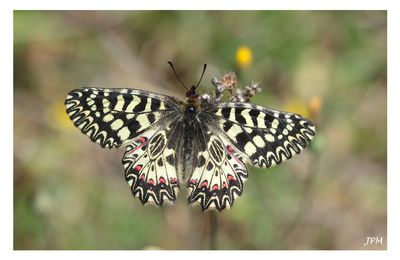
[
  {"xmin": 184, "ymin": 98, "xmax": 200, "ymax": 119},
  {"xmin": 183, "ymin": 84, "xmax": 202, "ymax": 120}
]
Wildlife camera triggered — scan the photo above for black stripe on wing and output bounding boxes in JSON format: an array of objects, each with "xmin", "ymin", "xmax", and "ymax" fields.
[
  {"xmin": 65, "ymin": 87, "xmax": 180, "ymax": 148},
  {"xmin": 202, "ymin": 102, "xmax": 316, "ymax": 168}
]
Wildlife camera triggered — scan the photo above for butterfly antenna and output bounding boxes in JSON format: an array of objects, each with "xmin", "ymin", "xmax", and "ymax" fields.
[
  {"xmin": 168, "ymin": 61, "xmax": 189, "ymax": 91},
  {"xmin": 195, "ymin": 64, "xmax": 207, "ymax": 89}
]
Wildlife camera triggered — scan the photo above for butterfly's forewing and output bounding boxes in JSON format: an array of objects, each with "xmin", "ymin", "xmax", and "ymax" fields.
[
  {"xmin": 65, "ymin": 88, "xmax": 180, "ymax": 148},
  {"xmin": 187, "ymin": 121, "xmax": 248, "ymax": 211},
  {"xmin": 202, "ymin": 102, "xmax": 316, "ymax": 168}
]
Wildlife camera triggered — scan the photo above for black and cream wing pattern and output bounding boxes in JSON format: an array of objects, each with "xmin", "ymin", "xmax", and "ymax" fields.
[
  {"xmin": 66, "ymin": 88, "xmax": 182, "ymax": 205},
  {"xmin": 65, "ymin": 88, "xmax": 180, "ymax": 148},
  {"xmin": 65, "ymin": 85, "xmax": 316, "ymax": 211},
  {"xmin": 203, "ymin": 102, "xmax": 315, "ymax": 168}
]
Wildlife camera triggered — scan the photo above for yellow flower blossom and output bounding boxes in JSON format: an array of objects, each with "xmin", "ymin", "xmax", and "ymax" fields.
[{"xmin": 235, "ymin": 45, "xmax": 253, "ymax": 69}]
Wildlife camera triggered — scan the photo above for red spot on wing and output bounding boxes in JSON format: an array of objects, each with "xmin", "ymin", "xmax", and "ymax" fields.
[
  {"xmin": 170, "ymin": 178, "xmax": 178, "ymax": 184},
  {"xmin": 223, "ymin": 182, "xmax": 227, "ymax": 189},
  {"xmin": 148, "ymin": 179, "xmax": 154, "ymax": 185},
  {"xmin": 226, "ymin": 145, "xmax": 234, "ymax": 153},
  {"xmin": 140, "ymin": 174, "xmax": 145, "ymax": 180},
  {"xmin": 137, "ymin": 137, "xmax": 147, "ymax": 144},
  {"xmin": 190, "ymin": 179, "xmax": 198, "ymax": 185},
  {"xmin": 134, "ymin": 165, "xmax": 142, "ymax": 171},
  {"xmin": 200, "ymin": 180, "xmax": 208, "ymax": 188},
  {"xmin": 212, "ymin": 184, "xmax": 219, "ymax": 191},
  {"xmin": 126, "ymin": 137, "xmax": 148, "ymax": 155},
  {"xmin": 227, "ymin": 175, "xmax": 235, "ymax": 182},
  {"xmin": 159, "ymin": 177, "xmax": 165, "ymax": 184},
  {"xmin": 226, "ymin": 145, "xmax": 243, "ymax": 165}
]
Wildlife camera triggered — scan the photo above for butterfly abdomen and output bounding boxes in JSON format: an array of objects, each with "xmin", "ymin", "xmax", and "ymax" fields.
[{"xmin": 179, "ymin": 108, "xmax": 200, "ymax": 183}]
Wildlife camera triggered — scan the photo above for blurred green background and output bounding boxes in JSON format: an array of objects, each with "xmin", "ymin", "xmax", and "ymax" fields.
[{"xmin": 14, "ymin": 11, "xmax": 387, "ymax": 250}]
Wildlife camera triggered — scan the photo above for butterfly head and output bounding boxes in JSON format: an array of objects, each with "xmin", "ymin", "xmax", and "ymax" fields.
[
  {"xmin": 186, "ymin": 85, "xmax": 199, "ymax": 99},
  {"xmin": 168, "ymin": 61, "xmax": 206, "ymax": 101}
]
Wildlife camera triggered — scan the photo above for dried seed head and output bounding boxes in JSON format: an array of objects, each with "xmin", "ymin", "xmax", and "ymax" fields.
[
  {"xmin": 220, "ymin": 73, "xmax": 238, "ymax": 91},
  {"xmin": 230, "ymin": 89, "xmax": 245, "ymax": 102},
  {"xmin": 211, "ymin": 73, "xmax": 261, "ymax": 103}
]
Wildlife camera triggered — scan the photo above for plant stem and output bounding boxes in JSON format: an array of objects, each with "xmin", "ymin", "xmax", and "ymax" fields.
[{"xmin": 209, "ymin": 211, "xmax": 218, "ymax": 250}]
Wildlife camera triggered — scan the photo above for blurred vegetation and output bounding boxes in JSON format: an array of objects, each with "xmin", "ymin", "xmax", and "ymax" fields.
[{"xmin": 14, "ymin": 11, "xmax": 386, "ymax": 250}]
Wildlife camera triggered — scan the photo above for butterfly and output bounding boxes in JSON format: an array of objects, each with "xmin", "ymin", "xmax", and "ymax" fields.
[{"xmin": 65, "ymin": 62, "xmax": 316, "ymax": 211}]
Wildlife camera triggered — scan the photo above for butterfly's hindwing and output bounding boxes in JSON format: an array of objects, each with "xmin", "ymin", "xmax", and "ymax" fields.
[
  {"xmin": 187, "ymin": 123, "xmax": 248, "ymax": 211},
  {"xmin": 203, "ymin": 102, "xmax": 316, "ymax": 168},
  {"xmin": 65, "ymin": 88, "xmax": 180, "ymax": 148},
  {"xmin": 122, "ymin": 122, "xmax": 180, "ymax": 206}
]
